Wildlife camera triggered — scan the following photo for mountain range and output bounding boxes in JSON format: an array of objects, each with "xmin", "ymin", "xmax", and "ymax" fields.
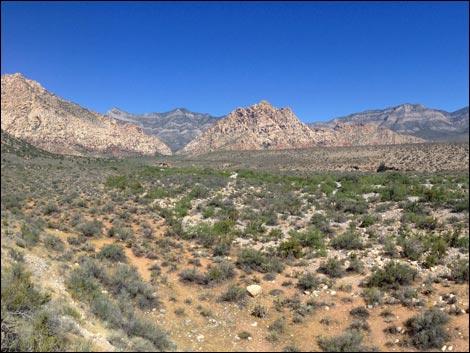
[
  {"xmin": 180, "ymin": 101, "xmax": 423, "ymax": 155},
  {"xmin": 107, "ymin": 107, "xmax": 222, "ymax": 153},
  {"xmin": 309, "ymin": 103, "xmax": 469, "ymax": 142},
  {"xmin": 1, "ymin": 73, "xmax": 467, "ymax": 158}
]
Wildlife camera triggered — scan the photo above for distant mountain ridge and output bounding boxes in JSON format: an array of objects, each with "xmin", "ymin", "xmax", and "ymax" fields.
[
  {"xmin": 309, "ymin": 103, "xmax": 469, "ymax": 142},
  {"xmin": 107, "ymin": 107, "xmax": 223, "ymax": 152},
  {"xmin": 180, "ymin": 100, "xmax": 423, "ymax": 155},
  {"xmin": 1, "ymin": 74, "xmax": 172, "ymax": 157}
]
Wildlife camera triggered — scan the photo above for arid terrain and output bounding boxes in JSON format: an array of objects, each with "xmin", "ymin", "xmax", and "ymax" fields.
[{"xmin": 1, "ymin": 140, "xmax": 468, "ymax": 352}]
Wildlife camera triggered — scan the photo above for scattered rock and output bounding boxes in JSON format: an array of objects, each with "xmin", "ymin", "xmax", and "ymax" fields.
[{"xmin": 246, "ymin": 284, "xmax": 262, "ymax": 297}]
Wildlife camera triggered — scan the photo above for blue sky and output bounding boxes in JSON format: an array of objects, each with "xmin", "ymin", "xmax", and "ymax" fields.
[{"xmin": 1, "ymin": 1, "xmax": 468, "ymax": 122}]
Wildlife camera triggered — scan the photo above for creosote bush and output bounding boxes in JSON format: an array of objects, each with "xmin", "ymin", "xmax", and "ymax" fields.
[
  {"xmin": 405, "ymin": 308, "xmax": 450, "ymax": 349},
  {"xmin": 366, "ymin": 261, "xmax": 417, "ymax": 289}
]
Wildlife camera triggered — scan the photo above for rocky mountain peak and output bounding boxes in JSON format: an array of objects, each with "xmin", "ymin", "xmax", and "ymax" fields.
[
  {"xmin": 1, "ymin": 74, "xmax": 172, "ymax": 157},
  {"xmin": 179, "ymin": 101, "xmax": 318, "ymax": 155},
  {"xmin": 106, "ymin": 106, "xmax": 222, "ymax": 153}
]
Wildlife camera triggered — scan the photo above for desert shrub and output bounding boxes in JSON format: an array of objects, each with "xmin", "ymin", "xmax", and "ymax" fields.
[
  {"xmin": 1, "ymin": 263, "xmax": 50, "ymax": 314},
  {"xmin": 359, "ymin": 214, "xmax": 378, "ymax": 228},
  {"xmin": 349, "ymin": 306, "xmax": 370, "ymax": 319},
  {"xmin": 318, "ymin": 258, "xmax": 344, "ymax": 278},
  {"xmin": 382, "ymin": 237, "xmax": 399, "ymax": 258},
  {"xmin": 236, "ymin": 248, "xmax": 284, "ymax": 273},
  {"xmin": 218, "ymin": 285, "xmax": 247, "ymax": 303},
  {"xmin": 401, "ymin": 237, "xmax": 425, "ymax": 261},
  {"xmin": 365, "ymin": 261, "xmax": 417, "ymax": 289},
  {"xmin": 15, "ymin": 310, "xmax": 65, "ymax": 352},
  {"xmin": 379, "ymin": 182, "xmax": 407, "ymax": 202},
  {"xmin": 317, "ymin": 331, "xmax": 371, "ymax": 352},
  {"xmin": 349, "ymin": 319, "xmax": 370, "ymax": 332},
  {"xmin": 103, "ymin": 264, "xmax": 159, "ymax": 310},
  {"xmin": 44, "ymin": 234, "xmax": 65, "ymax": 252},
  {"xmin": 238, "ymin": 331, "xmax": 252, "ymax": 339},
  {"xmin": 330, "ymin": 230, "xmax": 364, "ymax": 250},
  {"xmin": 90, "ymin": 294, "xmax": 122, "ymax": 326},
  {"xmin": 42, "ymin": 201, "xmax": 59, "ymax": 215},
  {"xmin": 98, "ymin": 244, "xmax": 127, "ymax": 263},
  {"xmin": 297, "ymin": 272, "xmax": 320, "ymax": 291},
  {"xmin": 362, "ymin": 287, "xmax": 384, "ymax": 306},
  {"xmin": 405, "ymin": 309, "xmax": 450, "ymax": 349},
  {"xmin": 278, "ymin": 237, "xmax": 303, "ymax": 258},
  {"xmin": 394, "ymin": 286, "xmax": 418, "ymax": 307},
  {"xmin": 202, "ymin": 205, "xmax": 215, "ymax": 218},
  {"xmin": 448, "ymin": 259, "xmax": 469, "ymax": 283},
  {"xmin": 76, "ymin": 220, "xmax": 103, "ymax": 237},
  {"xmin": 269, "ymin": 317, "xmax": 286, "ymax": 334},
  {"xmin": 205, "ymin": 261, "xmax": 236, "ymax": 283},
  {"xmin": 252, "ymin": 304, "xmax": 268, "ymax": 318},
  {"xmin": 345, "ymin": 253, "xmax": 365, "ymax": 274},
  {"xmin": 20, "ymin": 222, "xmax": 41, "ymax": 247}
]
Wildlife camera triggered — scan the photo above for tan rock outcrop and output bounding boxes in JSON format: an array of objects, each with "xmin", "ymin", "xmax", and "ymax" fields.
[
  {"xmin": 180, "ymin": 100, "xmax": 319, "ymax": 155},
  {"xmin": 1, "ymin": 73, "xmax": 171, "ymax": 157}
]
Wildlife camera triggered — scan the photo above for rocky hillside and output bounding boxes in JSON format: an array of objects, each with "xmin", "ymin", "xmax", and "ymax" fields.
[
  {"xmin": 1, "ymin": 128, "xmax": 60, "ymax": 158},
  {"xmin": 309, "ymin": 103, "xmax": 469, "ymax": 142},
  {"xmin": 107, "ymin": 107, "xmax": 222, "ymax": 153},
  {"xmin": 309, "ymin": 122, "xmax": 425, "ymax": 146},
  {"xmin": 180, "ymin": 101, "xmax": 425, "ymax": 155},
  {"xmin": 179, "ymin": 100, "xmax": 319, "ymax": 155},
  {"xmin": 1, "ymin": 74, "xmax": 171, "ymax": 157}
]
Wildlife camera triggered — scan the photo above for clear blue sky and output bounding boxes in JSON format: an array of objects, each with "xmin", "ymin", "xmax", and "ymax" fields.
[{"xmin": 2, "ymin": 1, "xmax": 468, "ymax": 122}]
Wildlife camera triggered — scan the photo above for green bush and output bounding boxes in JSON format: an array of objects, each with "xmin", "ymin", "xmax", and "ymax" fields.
[
  {"xmin": 218, "ymin": 285, "xmax": 247, "ymax": 303},
  {"xmin": 205, "ymin": 261, "xmax": 236, "ymax": 283},
  {"xmin": 330, "ymin": 230, "xmax": 364, "ymax": 250},
  {"xmin": 362, "ymin": 287, "xmax": 384, "ymax": 306},
  {"xmin": 98, "ymin": 244, "xmax": 127, "ymax": 263},
  {"xmin": 405, "ymin": 309, "xmax": 450, "ymax": 349},
  {"xmin": 317, "ymin": 331, "xmax": 371, "ymax": 352},
  {"xmin": 448, "ymin": 259, "xmax": 469, "ymax": 283},
  {"xmin": 251, "ymin": 304, "xmax": 268, "ymax": 318},
  {"xmin": 318, "ymin": 258, "xmax": 344, "ymax": 278},
  {"xmin": 1, "ymin": 263, "xmax": 50, "ymax": 314},
  {"xmin": 401, "ymin": 237, "xmax": 424, "ymax": 261},
  {"xmin": 236, "ymin": 248, "xmax": 284, "ymax": 273},
  {"xmin": 279, "ymin": 237, "xmax": 303, "ymax": 258},
  {"xmin": 365, "ymin": 261, "xmax": 417, "ymax": 289},
  {"xmin": 44, "ymin": 234, "xmax": 65, "ymax": 252},
  {"xmin": 297, "ymin": 272, "xmax": 320, "ymax": 291},
  {"xmin": 76, "ymin": 220, "xmax": 103, "ymax": 237},
  {"xmin": 350, "ymin": 306, "xmax": 370, "ymax": 319}
]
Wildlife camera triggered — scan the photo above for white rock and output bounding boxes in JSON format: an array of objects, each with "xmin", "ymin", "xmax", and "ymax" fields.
[
  {"xmin": 330, "ymin": 290, "xmax": 336, "ymax": 296},
  {"xmin": 246, "ymin": 284, "xmax": 262, "ymax": 297},
  {"xmin": 251, "ymin": 322, "xmax": 258, "ymax": 327},
  {"xmin": 197, "ymin": 334, "xmax": 204, "ymax": 342}
]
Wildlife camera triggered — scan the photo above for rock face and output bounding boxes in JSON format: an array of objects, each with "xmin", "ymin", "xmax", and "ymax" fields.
[
  {"xmin": 1, "ymin": 74, "xmax": 172, "ymax": 157},
  {"xmin": 309, "ymin": 122, "xmax": 425, "ymax": 146},
  {"xmin": 107, "ymin": 107, "xmax": 222, "ymax": 153},
  {"xmin": 179, "ymin": 100, "xmax": 319, "ymax": 155},
  {"xmin": 309, "ymin": 103, "xmax": 469, "ymax": 142}
]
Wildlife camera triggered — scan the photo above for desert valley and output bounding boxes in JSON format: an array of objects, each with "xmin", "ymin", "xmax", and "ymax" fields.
[{"xmin": 1, "ymin": 72, "xmax": 469, "ymax": 352}]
